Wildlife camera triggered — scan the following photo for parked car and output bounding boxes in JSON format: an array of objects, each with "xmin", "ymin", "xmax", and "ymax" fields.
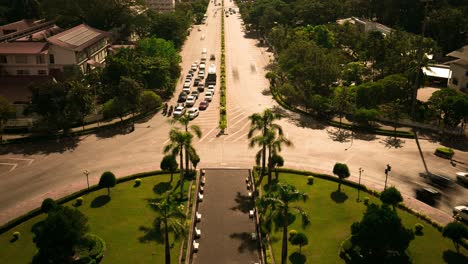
[
  {"xmin": 188, "ymin": 108, "xmax": 199, "ymax": 119},
  {"xmin": 183, "ymin": 82, "xmax": 191, "ymax": 93},
  {"xmin": 199, "ymin": 101, "xmax": 209, "ymax": 110},
  {"xmin": 453, "ymin": 205, "xmax": 468, "ymax": 222},
  {"xmin": 428, "ymin": 173, "xmax": 453, "ymax": 187},
  {"xmin": 199, "ymin": 63, "xmax": 206, "ymax": 70},
  {"xmin": 188, "ymin": 70, "xmax": 194, "ymax": 76},
  {"xmin": 173, "ymin": 106, "xmax": 186, "ymax": 117},
  {"xmin": 205, "ymin": 91, "xmax": 213, "ymax": 102},
  {"xmin": 197, "ymin": 84, "xmax": 205, "ymax": 92},
  {"xmin": 186, "ymin": 95, "xmax": 196, "ymax": 107},
  {"xmin": 185, "ymin": 74, "xmax": 192, "ymax": 80},
  {"xmin": 210, "ymin": 54, "xmax": 215, "ymax": 60},
  {"xmin": 208, "ymin": 85, "xmax": 215, "ymax": 94},
  {"xmin": 191, "ymin": 90, "xmax": 199, "ymax": 99},
  {"xmin": 198, "ymin": 70, "xmax": 205, "ymax": 79},
  {"xmin": 415, "ymin": 187, "xmax": 441, "ymax": 205},
  {"xmin": 178, "ymin": 92, "xmax": 188, "ymax": 103},
  {"xmin": 194, "ymin": 78, "xmax": 201, "ymax": 86},
  {"xmin": 456, "ymin": 172, "xmax": 468, "ymax": 185}
]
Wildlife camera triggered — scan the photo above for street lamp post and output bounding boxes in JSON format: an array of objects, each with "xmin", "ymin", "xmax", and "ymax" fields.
[
  {"xmin": 83, "ymin": 170, "xmax": 90, "ymax": 191},
  {"xmin": 357, "ymin": 167, "xmax": 364, "ymax": 202},
  {"xmin": 384, "ymin": 164, "xmax": 391, "ymax": 190}
]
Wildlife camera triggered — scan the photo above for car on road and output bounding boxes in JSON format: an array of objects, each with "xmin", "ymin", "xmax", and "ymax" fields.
[
  {"xmin": 173, "ymin": 106, "xmax": 186, "ymax": 117},
  {"xmin": 415, "ymin": 187, "xmax": 441, "ymax": 205},
  {"xmin": 198, "ymin": 70, "xmax": 205, "ymax": 79},
  {"xmin": 178, "ymin": 92, "xmax": 188, "ymax": 103},
  {"xmin": 185, "ymin": 74, "xmax": 192, "ymax": 80},
  {"xmin": 210, "ymin": 54, "xmax": 215, "ymax": 60},
  {"xmin": 188, "ymin": 70, "xmax": 194, "ymax": 76},
  {"xmin": 199, "ymin": 101, "xmax": 209, "ymax": 110},
  {"xmin": 194, "ymin": 78, "xmax": 201, "ymax": 86},
  {"xmin": 453, "ymin": 205, "xmax": 468, "ymax": 222},
  {"xmin": 191, "ymin": 90, "xmax": 199, "ymax": 99},
  {"xmin": 202, "ymin": 48, "xmax": 207, "ymax": 55},
  {"xmin": 186, "ymin": 95, "xmax": 197, "ymax": 107},
  {"xmin": 205, "ymin": 91, "xmax": 213, "ymax": 102},
  {"xmin": 199, "ymin": 63, "xmax": 206, "ymax": 70},
  {"xmin": 188, "ymin": 108, "xmax": 199, "ymax": 119},
  {"xmin": 197, "ymin": 27, "xmax": 201, "ymax": 31},
  {"xmin": 427, "ymin": 173, "xmax": 453, "ymax": 187},
  {"xmin": 456, "ymin": 172, "xmax": 468, "ymax": 185},
  {"xmin": 197, "ymin": 84, "xmax": 205, "ymax": 92},
  {"xmin": 183, "ymin": 82, "xmax": 191, "ymax": 93},
  {"xmin": 208, "ymin": 85, "xmax": 215, "ymax": 94}
]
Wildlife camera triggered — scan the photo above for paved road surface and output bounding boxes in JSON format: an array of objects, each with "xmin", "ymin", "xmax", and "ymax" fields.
[{"xmin": 0, "ymin": 1, "xmax": 466, "ymax": 225}]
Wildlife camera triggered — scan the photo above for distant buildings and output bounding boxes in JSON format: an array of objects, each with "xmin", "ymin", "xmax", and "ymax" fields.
[
  {"xmin": 145, "ymin": 0, "xmax": 176, "ymax": 13},
  {"xmin": 446, "ymin": 45, "xmax": 468, "ymax": 93},
  {"xmin": 0, "ymin": 20, "xmax": 111, "ymax": 77},
  {"xmin": 337, "ymin": 17, "xmax": 393, "ymax": 36}
]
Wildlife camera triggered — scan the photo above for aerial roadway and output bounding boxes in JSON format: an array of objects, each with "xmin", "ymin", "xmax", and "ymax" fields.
[{"xmin": 0, "ymin": 0, "xmax": 466, "ymax": 225}]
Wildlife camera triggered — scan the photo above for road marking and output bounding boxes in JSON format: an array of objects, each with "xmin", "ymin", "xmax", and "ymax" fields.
[
  {"xmin": 5, "ymin": 158, "xmax": 34, "ymax": 166},
  {"xmin": 225, "ymin": 120, "xmax": 251, "ymax": 140},
  {"xmin": 228, "ymin": 115, "xmax": 249, "ymax": 129},
  {"xmin": 199, "ymin": 127, "xmax": 217, "ymax": 143},
  {"xmin": 0, "ymin": 163, "xmax": 18, "ymax": 172},
  {"xmin": 233, "ymin": 132, "xmax": 250, "ymax": 143}
]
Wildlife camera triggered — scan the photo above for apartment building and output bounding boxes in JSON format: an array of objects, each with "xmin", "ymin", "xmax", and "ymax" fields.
[
  {"xmin": 146, "ymin": 0, "xmax": 176, "ymax": 13},
  {"xmin": 446, "ymin": 45, "xmax": 468, "ymax": 93}
]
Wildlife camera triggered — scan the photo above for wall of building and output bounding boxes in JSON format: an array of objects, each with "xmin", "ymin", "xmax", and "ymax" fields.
[
  {"xmin": 146, "ymin": 0, "xmax": 175, "ymax": 13},
  {"xmin": 448, "ymin": 63, "xmax": 468, "ymax": 92},
  {"xmin": 0, "ymin": 54, "xmax": 48, "ymax": 76},
  {"xmin": 47, "ymin": 45, "xmax": 76, "ymax": 72}
]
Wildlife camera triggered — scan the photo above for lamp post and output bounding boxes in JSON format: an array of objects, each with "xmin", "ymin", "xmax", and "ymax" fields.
[
  {"xmin": 357, "ymin": 167, "xmax": 364, "ymax": 202},
  {"xmin": 384, "ymin": 164, "xmax": 391, "ymax": 190},
  {"xmin": 83, "ymin": 169, "xmax": 90, "ymax": 191}
]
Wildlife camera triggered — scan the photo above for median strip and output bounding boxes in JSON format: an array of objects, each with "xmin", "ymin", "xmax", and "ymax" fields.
[{"xmin": 219, "ymin": 0, "xmax": 227, "ymax": 132}]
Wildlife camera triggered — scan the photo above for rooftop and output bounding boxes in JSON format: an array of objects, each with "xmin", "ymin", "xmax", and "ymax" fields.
[
  {"xmin": 47, "ymin": 24, "xmax": 111, "ymax": 52},
  {"xmin": 0, "ymin": 42, "xmax": 48, "ymax": 54},
  {"xmin": 446, "ymin": 45, "xmax": 468, "ymax": 61}
]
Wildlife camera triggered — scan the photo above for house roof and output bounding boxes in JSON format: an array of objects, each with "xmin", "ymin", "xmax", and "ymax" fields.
[
  {"xmin": 422, "ymin": 65, "xmax": 451, "ymax": 79},
  {"xmin": 0, "ymin": 19, "xmax": 44, "ymax": 36},
  {"xmin": 0, "ymin": 42, "xmax": 48, "ymax": 55},
  {"xmin": 47, "ymin": 24, "xmax": 111, "ymax": 52},
  {"xmin": 447, "ymin": 45, "xmax": 468, "ymax": 61}
]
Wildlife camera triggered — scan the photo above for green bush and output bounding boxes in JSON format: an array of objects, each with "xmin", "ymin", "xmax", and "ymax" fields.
[
  {"xmin": 78, "ymin": 234, "xmax": 106, "ymax": 261},
  {"xmin": 415, "ymin": 223, "xmax": 424, "ymax": 235},
  {"xmin": 76, "ymin": 197, "xmax": 84, "ymax": 206},
  {"xmin": 289, "ymin": 230, "xmax": 298, "ymax": 241},
  {"xmin": 139, "ymin": 91, "xmax": 162, "ymax": 113},
  {"xmin": 220, "ymin": 107, "xmax": 226, "ymax": 115},
  {"xmin": 134, "ymin": 178, "xmax": 142, "ymax": 187},
  {"xmin": 41, "ymin": 198, "xmax": 57, "ymax": 213},
  {"xmin": 363, "ymin": 197, "xmax": 370, "ymax": 205},
  {"xmin": 12, "ymin": 231, "xmax": 20, "ymax": 240},
  {"xmin": 307, "ymin": 176, "xmax": 314, "ymax": 185},
  {"xmin": 435, "ymin": 147, "xmax": 454, "ymax": 159}
]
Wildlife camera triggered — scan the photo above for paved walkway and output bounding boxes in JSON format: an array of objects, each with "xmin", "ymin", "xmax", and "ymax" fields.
[{"xmin": 192, "ymin": 169, "xmax": 261, "ymax": 264}]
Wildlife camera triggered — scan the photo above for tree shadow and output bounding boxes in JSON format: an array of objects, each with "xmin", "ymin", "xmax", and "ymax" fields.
[
  {"xmin": 139, "ymin": 222, "xmax": 163, "ymax": 244},
  {"xmin": 153, "ymin": 182, "xmax": 173, "ymax": 194},
  {"xmin": 135, "ymin": 111, "xmax": 157, "ymax": 124},
  {"xmin": 230, "ymin": 192, "xmax": 254, "ymax": 213},
  {"xmin": 327, "ymin": 128, "xmax": 352, "ymax": 143},
  {"xmin": 273, "ymin": 212, "xmax": 296, "ymax": 231},
  {"xmin": 90, "ymin": 195, "xmax": 110, "ymax": 208},
  {"xmin": 289, "ymin": 252, "xmax": 306, "ymax": 264},
  {"xmin": 443, "ymin": 249, "xmax": 468, "ymax": 264},
  {"xmin": 380, "ymin": 136, "xmax": 405, "ymax": 149},
  {"xmin": 353, "ymin": 131, "xmax": 377, "ymax": 141},
  {"xmin": 229, "ymin": 232, "xmax": 258, "ymax": 253},
  {"xmin": 95, "ymin": 125, "xmax": 134, "ymax": 139},
  {"xmin": 31, "ymin": 220, "xmax": 44, "ymax": 234},
  {"xmin": 0, "ymin": 135, "xmax": 81, "ymax": 155},
  {"xmin": 331, "ymin": 191, "xmax": 349, "ymax": 203}
]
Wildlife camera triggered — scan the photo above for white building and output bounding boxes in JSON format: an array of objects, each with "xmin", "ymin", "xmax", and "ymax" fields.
[
  {"xmin": 446, "ymin": 45, "xmax": 468, "ymax": 93},
  {"xmin": 337, "ymin": 17, "xmax": 393, "ymax": 36},
  {"xmin": 146, "ymin": 0, "xmax": 176, "ymax": 13}
]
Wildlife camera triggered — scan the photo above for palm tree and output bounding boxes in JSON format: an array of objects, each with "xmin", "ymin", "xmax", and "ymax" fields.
[
  {"xmin": 169, "ymin": 114, "xmax": 202, "ymax": 175},
  {"xmin": 150, "ymin": 195, "xmax": 186, "ymax": 264},
  {"xmin": 257, "ymin": 183, "xmax": 309, "ymax": 264},
  {"xmin": 164, "ymin": 128, "xmax": 193, "ymax": 200},
  {"xmin": 248, "ymin": 109, "xmax": 283, "ymax": 177},
  {"xmin": 266, "ymin": 130, "xmax": 292, "ymax": 185}
]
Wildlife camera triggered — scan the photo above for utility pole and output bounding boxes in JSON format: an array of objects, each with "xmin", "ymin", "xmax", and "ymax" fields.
[
  {"xmin": 384, "ymin": 164, "xmax": 391, "ymax": 190},
  {"xmin": 83, "ymin": 169, "xmax": 90, "ymax": 191},
  {"xmin": 357, "ymin": 167, "xmax": 364, "ymax": 202}
]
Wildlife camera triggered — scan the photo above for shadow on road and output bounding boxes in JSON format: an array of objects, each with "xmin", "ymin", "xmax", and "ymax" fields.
[
  {"xmin": 271, "ymin": 106, "xmax": 326, "ymax": 130},
  {"xmin": 0, "ymin": 136, "xmax": 82, "ymax": 155},
  {"xmin": 95, "ymin": 125, "xmax": 135, "ymax": 139},
  {"xmin": 330, "ymin": 191, "xmax": 349, "ymax": 203},
  {"xmin": 230, "ymin": 191, "xmax": 254, "ymax": 213},
  {"xmin": 90, "ymin": 195, "xmax": 110, "ymax": 208},
  {"xmin": 379, "ymin": 136, "xmax": 405, "ymax": 149},
  {"xmin": 229, "ymin": 232, "xmax": 258, "ymax": 253},
  {"xmin": 327, "ymin": 128, "xmax": 352, "ymax": 143}
]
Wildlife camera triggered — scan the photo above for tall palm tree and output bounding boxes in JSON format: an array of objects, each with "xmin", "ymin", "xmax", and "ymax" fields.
[
  {"xmin": 248, "ymin": 109, "xmax": 283, "ymax": 176},
  {"xmin": 164, "ymin": 128, "xmax": 193, "ymax": 199},
  {"xmin": 150, "ymin": 195, "xmax": 186, "ymax": 264},
  {"xmin": 257, "ymin": 183, "xmax": 309, "ymax": 264},
  {"xmin": 169, "ymin": 114, "xmax": 202, "ymax": 175},
  {"xmin": 266, "ymin": 130, "xmax": 292, "ymax": 184}
]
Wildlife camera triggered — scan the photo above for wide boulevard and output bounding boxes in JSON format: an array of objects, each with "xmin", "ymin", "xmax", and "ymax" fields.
[{"xmin": 0, "ymin": 0, "xmax": 466, "ymax": 225}]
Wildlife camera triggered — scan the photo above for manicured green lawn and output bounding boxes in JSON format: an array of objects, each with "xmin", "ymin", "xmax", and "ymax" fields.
[
  {"xmin": 262, "ymin": 173, "xmax": 467, "ymax": 264},
  {"xmin": 0, "ymin": 174, "xmax": 191, "ymax": 264}
]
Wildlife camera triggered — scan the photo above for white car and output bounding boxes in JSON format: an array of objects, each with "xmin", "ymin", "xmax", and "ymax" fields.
[
  {"xmin": 208, "ymin": 85, "xmax": 215, "ymax": 94},
  {"xmin": 198, "ymin": 70, "xmax": 205, "ymax": 79},
  {"xmin": 183, "ymin": 82, "xmax": 191, "ymax": 93},
  {"xmin": 188, "ymin": 108, "xmax": 199, "ymax": 119},
  {"xmin": 173, "ymin": 106, "xmax": 186, "ymax": 117},
  {"xmin": 186, "ymin": 95, "xmax": 196, "ymax": 107},
  {"xmin": 456, "ymin": 172, "xmax": 468, "ymax": 185},
  {"xmin": 205, "ymin": 91, "xmax": 213, "ymax": 101},
  {"xmin": 191, "ymin": 63, "xmax": 198, "ymax": 71},
  {"xmin": 199, "ymin": 63, "xmax": 206, "ymax": 70},
  {"xmin": 453, "ymin": 205, "xmax": 468, "ymax": 222}
]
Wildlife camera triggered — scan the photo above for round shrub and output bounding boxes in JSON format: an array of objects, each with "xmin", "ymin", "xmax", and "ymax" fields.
[
  {"xmin": 415, "ymin": 223, "xmax": 424, "ymax": 235},
  {"xmin": 12, "ymin": 231, "xmax": 20, "ymax": 240},
  {"xmin": 140, "ymin": 91, "xmax": 162, "ymax": 113},
  {"xmin": 134, "ymin": 178, "xmax": 142, "ymax": 187},
  {"xmin": 41, "ymin": 198, "xmax": 57, "ymax": 213},
  {"xmin": 363, "ymin": 197, "xmax": 370, "ymax": 205},
  {"xmin": 76, "ymin": 197, "xmax": 84, "ymax": 206},
  {"xmin": 307, "ymin": 176, "xmax": 314, "ymax": 185},
  {"xmin": 289, "ymin": 230, "xmax": 298, "ymax": 241}
]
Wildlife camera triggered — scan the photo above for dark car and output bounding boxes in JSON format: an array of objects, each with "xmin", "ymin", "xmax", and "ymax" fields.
[
  {"xmin": 191, "ymin": 90, "xmax": 199, "ymax": 99},
  {"xmin": 415, "ymin": 187, "xmax": 441, "ymax": 205},
  {"xmin": 197, "ymin": 84, "xmax": 205, "ymax": 92},
  {"xmin": 427, "ymin": 173, "xmax": 454, "ymax": 187},
  {"xmin": 178, "ymin": 92, "xmax": 188, "ymax": 103},
  {"xmin": 199, "ymin": 101, "xmax": 209, "ymax": 110},
  {"xmin": 194, "ymin": 78, "xmax": 201, "ymax": 86}
]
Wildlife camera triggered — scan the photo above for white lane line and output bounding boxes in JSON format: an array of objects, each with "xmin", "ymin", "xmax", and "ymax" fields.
[
  {"xmin": 199, "ymin": 127, "xmax": 217, "ymax": 143},
  {"xmin": 163, "ymin": 139, "xmax": 170, "ymax": 145},
  {"xmin": 225, "ymin": 119, "xmax": 251, "ymax": 140},
  {"xmin": 228, "ymin": 115, "xmax": 250, "ymax": 129},
  {"xmin": 0, "ymin": 163, "xmax": 18, "ymax": 172},
  {"xmin": 5, "ymin": 158, "xmax": 34, "ymax": 166},
  {"xmin": 232, "ymin": 132, "xmax": 250, "ymax": 143}
]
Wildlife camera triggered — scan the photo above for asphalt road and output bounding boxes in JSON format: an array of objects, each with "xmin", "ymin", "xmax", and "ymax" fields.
[{"xmin": 0, "ymin": 1, "xmax": 467, "ymax": 225}]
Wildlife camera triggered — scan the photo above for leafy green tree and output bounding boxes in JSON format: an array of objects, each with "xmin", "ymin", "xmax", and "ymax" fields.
[
  {"xmin": 41, "ymin": 198, "xmax": 58, "ymax": 213},
  {"xmin": 290, "ymin": 232, "xmax": 308, "ymax": 253},
  {"xmin": 379, "ymin": 100, "xmax": 406, "ymax": 138},
  {"xmin": 160, "ymin": 155, "xmax": 178, "ymax": 182},
  {"xmin": 271, "ymin": 154, "xmax": 284, "ymax": 180},
  {"xmin": 0, "ymin": 96, "xmax": 14, "ymax": 141},
  {"xmin": 66, "ymin": 81, "xmax": 93, "ymax": 130},
  {"xmin": 140, "ymin": 90, "xmax": 162, "ymax": 113},
  {"xmin": 265, "ymin": 130, "xmax": 292, "ymax": 184},
  {"xmin": 333, "ymin": 162, "xmax": 350, "ymax": 192},
  {"xmin": 190, "ymin": 152, "xmax": 200, "ymax": 171},
  {"xmin": 380, "ymin": 186, "xmax": 403, "ymax": 210},
  {"xmin": 99, "ymin": 171, "xmax": 116, "ymax": 196},
  {"xmin": 350, "ymin": 203, "xmax": 414, "ymax": 262},
  {"xmin": 257, "ymin": 183, "xmax": 309, "ymax": 264},
  {"xmin": 442, "ymin": 221, "xmax": 468, "ymax": 254},
  {"xmin": 427, "ymin": 7, "xmax": 467, "ymax": 53},
  {"xmin": 116, "ymin": 77, "xmax": 143, "ymax": 119},
  {"xmin": 428, "ymin": 88, "xmax": 459, "ymax": 127},
  {"xmin": 353, "ymin": 108, "xmax": 379, "ymax": 126},
  {"xmin": 331, "ymin": 86, "xmax": 355, "ymax": 128},
  {"xmin": 150, "ymin": 195, "xmax": 186, "ymax": 264},
  {"xmin": 248, "ymin": 109, "xmax": 284, "ymax": 177},
  {"xmin": 343, "ymin": 62, "xmax": 365, "ymax": 85},
  {"xmin": 32, "ymin": 206, "xmax": 89, "ymax": 264}
]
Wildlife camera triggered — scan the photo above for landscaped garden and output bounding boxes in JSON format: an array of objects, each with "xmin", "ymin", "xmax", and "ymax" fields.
[
  {"xmin": 0, "ymin": 173, "xmax": 191, "ymax": 264},
  {"xmin": 258, "ymin": 172, "xmax": 468, "ymax": 264}
]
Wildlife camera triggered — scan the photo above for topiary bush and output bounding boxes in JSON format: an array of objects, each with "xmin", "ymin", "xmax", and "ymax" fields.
[
  {"xmin": 289, "ymin": 230, "xmax": 298, "ymax": 241},
  {"xmin": 435, "ymin": 147, "xmax": 454, "ymax": 159},
  {"xmin": 12, "ymin": 231, "xmax": 20, "ymax": 240},
  {"xmin": 363, "ymin": 197, "xmax": 370, "ymax": 205},
  {"xmin": 415, "ymin": 223, "xmax": 424, "ymax": 235},
  {"xmin": 41, "ymin": 198, "xmax": 57, "ymax": 213},
  {"xmin": 139, "ymin": 91, "xmax": 162, "ymax": 113},
  {"xmin": 76, "ymin": 197, "xmax": 84, "ymax": 206},
  {"xmin": 134, "ymin": 178, "xmax": 142, "ymax": 187},
  {"xmin": 307, "ymin": 176, "xmax": 314, "ymax": 185}
]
